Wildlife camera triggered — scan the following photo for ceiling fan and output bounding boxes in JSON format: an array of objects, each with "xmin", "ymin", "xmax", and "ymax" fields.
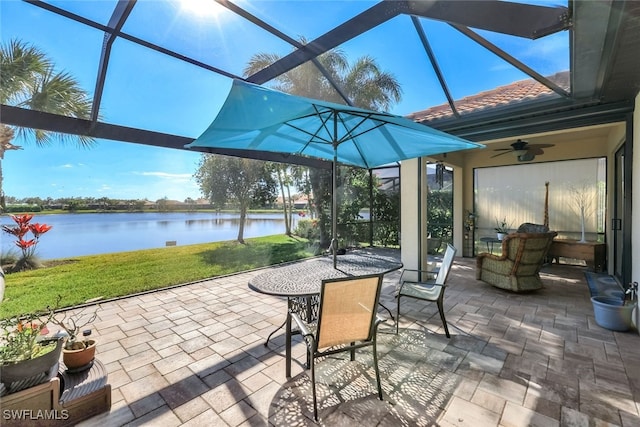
[{"xmin": 491, "ymin": 139, "xmax": 555, "ymax": 162}]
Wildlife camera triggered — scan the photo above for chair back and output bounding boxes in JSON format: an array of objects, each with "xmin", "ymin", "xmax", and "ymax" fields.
[
  {"xmin": 504, "ymin": 232, "xmax": 557, "ymax": 274},
  {"xmin": 435, "ymin": 244, "xmax": 457, "ymax": 286},
  {"xmin": 516, "ymin": 223, "xmax": 549, "ymax": 233},
  {"xmin": 316, "ymin": 273, "xmax": 383, "ymax": 349}
]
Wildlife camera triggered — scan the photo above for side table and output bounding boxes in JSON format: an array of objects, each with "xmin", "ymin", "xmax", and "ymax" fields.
[
  {"xmin": 59, "ymin": 358, "xmax": 111, "ymax": 423},
  {"xmin": 479, "ymin": 237, "xmax": 501, "ymax": 254},
  {"xmin": 0, "ymin": 359, "xmax": 111, "ymax": 426}
]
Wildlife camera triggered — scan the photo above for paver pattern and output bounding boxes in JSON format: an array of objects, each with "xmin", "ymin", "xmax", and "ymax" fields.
[{"xmin": 69, "ymin": 254, "xmax": 640, "ymax": 426}]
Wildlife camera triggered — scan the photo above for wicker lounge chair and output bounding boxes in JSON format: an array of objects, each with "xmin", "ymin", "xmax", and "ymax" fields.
[
  {"xmin": 516, "ymin": 222, "xmax": 550, "ymax": 233},
  {"xmin": 286, "ymin": 273, "xmax": 385, "ymax": 421},
  {"xmin": 476, "ymin": 231, "xmax": 557, "ymax": 292},
  {"xmin": 396, "ymin": 244, "xmax": 457, "ymax": 337}
]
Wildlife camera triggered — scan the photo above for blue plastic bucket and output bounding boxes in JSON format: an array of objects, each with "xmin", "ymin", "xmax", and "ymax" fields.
[{"xmin": 591, "ymin": 296, "xmax": 635, "ymax": 331}]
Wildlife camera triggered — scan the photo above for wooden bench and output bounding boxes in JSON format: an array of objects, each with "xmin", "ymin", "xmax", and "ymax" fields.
[{"xmin": 548, "ymin": 239, "xmax": 606, "ymax": 272}]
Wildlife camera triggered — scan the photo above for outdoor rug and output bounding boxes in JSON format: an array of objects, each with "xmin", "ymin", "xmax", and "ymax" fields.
[{"xmin": 584, "ymin": 271, "xmax": 624, "ymax": 300}]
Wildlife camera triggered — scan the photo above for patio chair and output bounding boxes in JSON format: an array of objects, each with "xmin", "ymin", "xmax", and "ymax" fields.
[
  {"xmin": 396, "ymin": 244, "xmax": 457, "ymax": 338},
  {"xmin": 476, "ymin": 231, "xmax": 557, "ymax": 292},
  {"xmin": 286, "ymin": 273, "xmax": 385, "ymax": 421}
]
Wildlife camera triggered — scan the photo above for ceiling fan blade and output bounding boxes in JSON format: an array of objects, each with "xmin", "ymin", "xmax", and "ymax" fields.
[
  {"xmin": 527, "ymin": 143, "xmax": 555, "ymax": 149},
  {"xmin": 490, "ymin": 151, "xmax": 512, "ymax": 158}
]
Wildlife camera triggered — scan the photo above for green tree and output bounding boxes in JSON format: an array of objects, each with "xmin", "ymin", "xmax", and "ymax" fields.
[
  {"xmin": 0, "ymin": 39, "xmax": 95, "ymax": 209},
  {"xmin": 244, "ymin": 39, "xmax": 401, "ymax": 249},
  {"xmin": 194, "ymin": 155, "xmax": 276, "ymax": 243},
  {"xmin": 427, "ymin": 189, "xmax": 453, "ymax": 243},
  {"xmin": 273, "ymin": 163, "xmax": 294, "ymax": 236}
]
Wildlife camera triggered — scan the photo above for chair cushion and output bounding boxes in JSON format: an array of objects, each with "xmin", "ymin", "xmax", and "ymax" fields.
[
  {"xmin": 516, "ymin": 223, "xmax": 549, "ymax": 233},
  {"xmin": 399, "ymin": 281, "xmax": 441, "ymax": 301}
]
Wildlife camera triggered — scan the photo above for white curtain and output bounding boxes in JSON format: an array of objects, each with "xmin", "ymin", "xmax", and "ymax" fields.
[{"xmin": 474, "ymin": 158, "xmax": 606, "ymax": 240}]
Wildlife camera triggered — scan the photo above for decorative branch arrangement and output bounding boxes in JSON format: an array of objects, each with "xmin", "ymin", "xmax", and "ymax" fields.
[
  {"xmin": 568, "ymin": 182, "xmax": 596, "ymax": 242},
  {"xmin": 50, "ymin": 298, "xmax": 98, "ymax": 350}
]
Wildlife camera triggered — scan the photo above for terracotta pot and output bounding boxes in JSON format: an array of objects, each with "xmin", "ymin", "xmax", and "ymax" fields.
[{"xmin": 62, "ymin": 339, "xmax": 96, "ymax": 370}]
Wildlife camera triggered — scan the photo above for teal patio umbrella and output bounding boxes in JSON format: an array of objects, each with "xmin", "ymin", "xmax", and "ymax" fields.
[{"xmin": 186, "ymin": 79, "xmax": 484, "ymax": 266}]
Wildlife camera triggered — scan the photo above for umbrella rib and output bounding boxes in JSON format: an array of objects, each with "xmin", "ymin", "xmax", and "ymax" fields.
[
  {"xmin": 284, "ymin": 110, "xmax": 333, "ymax": 146},
  {"xmin": 284, "ymin": 106, "xmax": 337, "ymax": 156},
  {"xmin": 336, "ymin": 112, "xmax": 395, "ymax": 168}
]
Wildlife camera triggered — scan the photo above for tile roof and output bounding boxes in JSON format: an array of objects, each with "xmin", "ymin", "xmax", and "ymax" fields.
[{"xmin": 407, "ymin": 71, "xmax": 570, "ymax": 123}]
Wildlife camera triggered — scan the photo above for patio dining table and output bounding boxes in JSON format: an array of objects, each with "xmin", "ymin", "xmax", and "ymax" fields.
[{"xmin": 248, "ymin": 247, "xmax": 402, "ymax": 375}]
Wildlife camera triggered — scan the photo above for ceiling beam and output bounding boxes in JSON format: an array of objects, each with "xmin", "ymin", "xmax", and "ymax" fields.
[
  {"xmin": 429, "ymin": 100, "xmax": 632, "ymax": 141},
  {"xmin": 571, "ymin": 0, "xmax": 622, "ymax": 100},
  {"xmin": 0, "ymin": 105, "xmax": 331, "ymax": 169},
  {"xmin": 406, "ymin": 1, "xmax": 570, "ymax": 40}
]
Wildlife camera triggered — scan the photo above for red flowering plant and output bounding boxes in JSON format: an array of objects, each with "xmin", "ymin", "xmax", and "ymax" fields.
[{"xmin": 2, "ymin": 214, "xmax": 52, "ymax": 272}]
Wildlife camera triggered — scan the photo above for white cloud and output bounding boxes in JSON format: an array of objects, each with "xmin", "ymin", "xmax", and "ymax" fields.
[
  {"xmin": 521, "ymin": 36, "xmax": 568, "ymax": 68},
  {"xmin": 60, "ymin": 163, "xmax": 86, "ymax": 169}
]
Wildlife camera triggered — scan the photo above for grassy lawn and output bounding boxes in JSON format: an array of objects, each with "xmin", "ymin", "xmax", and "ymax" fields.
[{"xmin": 0, "ymin": 235, "xmax": 315, "ymax": 319}]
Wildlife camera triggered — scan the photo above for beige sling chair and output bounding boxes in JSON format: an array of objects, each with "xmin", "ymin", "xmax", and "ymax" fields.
[{"xmin": 286, "ymin": 273, "xmax": 385, "ymax": 421}]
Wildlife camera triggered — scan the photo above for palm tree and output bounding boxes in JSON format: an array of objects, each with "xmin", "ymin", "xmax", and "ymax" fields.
[
  {"xmin": 0, "ymin": 38, "xmax": 95, "ymax": 209},
  {"xmin": 244, "ymin": 40, "xmax": 402, "ymax": 248}
]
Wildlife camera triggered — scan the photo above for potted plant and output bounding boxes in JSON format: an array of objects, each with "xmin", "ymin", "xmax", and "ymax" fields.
[
  {"xmin": 51, "ymin": 304, "xmax": 98, "ymax": 372},
  {"xmin": 0, "ymin": 311, "xmax": 63, "ymax": 392},
  {"xmin": 494, "ymin": 218, "xmax": 511, "ymax": 241}
]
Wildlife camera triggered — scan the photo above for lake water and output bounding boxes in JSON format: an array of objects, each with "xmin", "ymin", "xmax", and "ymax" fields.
[{"xmin": 0, "ymin": 212, "xmax": 301, "ymax": 260}]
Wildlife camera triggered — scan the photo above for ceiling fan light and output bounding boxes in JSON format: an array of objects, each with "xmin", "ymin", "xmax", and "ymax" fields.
[{"xmin": 512, "ymin": 149, "xmax": 528, "ymax": 157}]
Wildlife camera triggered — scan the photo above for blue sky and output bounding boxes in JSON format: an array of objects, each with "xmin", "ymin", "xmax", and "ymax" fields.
[{"xmin": 1, "ymin": 0, "xmax": 568, "ymax": 202}]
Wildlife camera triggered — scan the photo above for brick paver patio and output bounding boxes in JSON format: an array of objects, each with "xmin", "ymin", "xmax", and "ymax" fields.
[{"xmin": 69, "ymin": 253, "xmax": 640, "ymax": 426}]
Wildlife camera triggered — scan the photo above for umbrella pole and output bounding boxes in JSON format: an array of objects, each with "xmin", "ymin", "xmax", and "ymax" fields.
[
  {"xmin": 332, "ymin": 145, "xmax": 338, "ymax": 268},
  {"xmin": 332, "ymin": 112, "xmax": 338, "ymax": 269}
]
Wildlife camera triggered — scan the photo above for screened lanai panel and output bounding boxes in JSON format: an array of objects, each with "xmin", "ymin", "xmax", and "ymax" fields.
[
  {"xmin": 121, "ymin": 0, "xmax": 292, "ymax": 77},
  {"xmin": 474, "ymin": 158, "xmax": 606, "ymax": 241},
  {"xmin": 420, "ymin": 19, "xmax": 534, "ymax": 103},
  {"xmin": 1, "ymin": 1, "xmax": 104, "ymax": 114},
  {"xmin": 335, "ymin": 14, "xmax": 449, "ymax": 116},
  {"xmin": 45, "ymin": 0, "xmax": 119, "ymax": 25},
  {"xmin": 99, "ymin": 38, "xmax": 230, "ymax": 137},
  {"xmin": 239, "ymin": 0, "xmax": 376, "ymax": 42},
  {"xmin": 475, "ymin": 28, "xmax": 570, "ymax": 78}
]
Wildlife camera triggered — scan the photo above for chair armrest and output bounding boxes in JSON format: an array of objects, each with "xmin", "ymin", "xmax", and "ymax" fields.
[
  {"xmin": 399, "ymin": 268, "xmax": 438, "ymax": 284},
  {"xmin": 476, "ymin": 252, "xmax": 507, "ymax": 261},
  {"xmin": 291, "ymin": 313, "xmax": 313, "ymax": 338}
]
